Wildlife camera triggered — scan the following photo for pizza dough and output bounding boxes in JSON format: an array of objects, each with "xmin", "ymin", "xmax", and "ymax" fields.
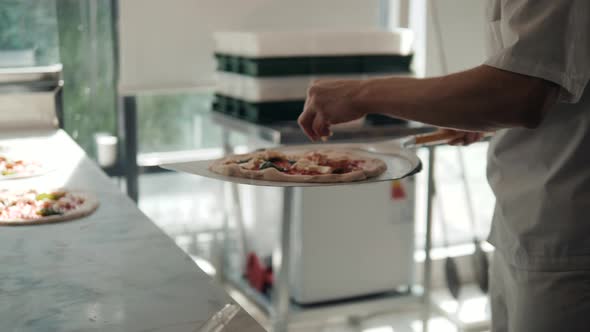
[
  {"xmin": 0, "ymin": 189, "xmax": 99, "ymax": 226},
  {"xmin": 209, "ymin": 149, "xmax": 387, "ymax": 183}
]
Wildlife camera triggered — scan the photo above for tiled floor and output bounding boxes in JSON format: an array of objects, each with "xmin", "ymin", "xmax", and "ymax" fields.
[{"xmin": 137, "ymin": 142, "xmax": 494, "ymax": 331}]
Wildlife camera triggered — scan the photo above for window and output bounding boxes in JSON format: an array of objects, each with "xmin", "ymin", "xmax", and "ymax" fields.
[
  {"xmin": 0, "ymin": 1, "xmax": 59, "ymax": 67},
  {"xmin": 55, "ymin": 0, "xmax": 116, "ymax": 155}
]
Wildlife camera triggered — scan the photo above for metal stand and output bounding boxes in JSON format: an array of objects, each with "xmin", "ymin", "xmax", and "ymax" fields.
[
  {"xmin": 271, "ymin": 186, "xmax": 294, "ymax": 332},
  {"xmin": 201, "ymin": 116, "xmax": 432, "ymax": 331},
  {"xmin": 118, "ymin": 95, "xmax": 139, "ymax": 202},
  {"xmin": 219, "ymin": 128, "xmax": 294, "ymax": 332},
  {"xmin": 421, "ymin": 146, "xmax": 436, "ymax": 332}
]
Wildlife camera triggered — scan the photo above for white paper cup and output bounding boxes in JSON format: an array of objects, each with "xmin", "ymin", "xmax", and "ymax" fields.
[{"xmin": 95, "ymin": 134, "xmax": 118, "ymax": 168}]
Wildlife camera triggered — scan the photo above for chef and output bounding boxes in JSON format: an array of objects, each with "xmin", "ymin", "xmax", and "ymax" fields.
[{"xmin": 298, "ymin": 1, "xmax": 590, "ymax": 331}]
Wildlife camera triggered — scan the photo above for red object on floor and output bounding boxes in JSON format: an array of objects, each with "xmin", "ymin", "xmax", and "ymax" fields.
[
  {"xmin": 246, "ymin": 252, "xmax": 274, "ymax": 293},
  {"xmin": 391, "ymin": 180, "xmax": 406, "ymax": 200}
]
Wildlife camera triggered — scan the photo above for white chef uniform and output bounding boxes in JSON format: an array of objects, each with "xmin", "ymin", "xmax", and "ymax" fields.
[{"xmin": 485, "ymin": 0, "xmax": 590, "ymax": 331}]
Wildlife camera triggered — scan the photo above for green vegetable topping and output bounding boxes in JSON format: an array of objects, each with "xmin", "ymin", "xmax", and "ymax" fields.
[
  {"xmin": 332, "ymin": 168, "xmax": 346, "ymax": 174},
  {"xmin": 259, "ymin": 161, "xmax": 286, "ymax": 172},
  {"xmin": 37, "ymin": 208, "xmax": 63, "ymax": 217},
  {"xmin": 35, "ymin": 192, "xmax": 66, "ymax": 201}
]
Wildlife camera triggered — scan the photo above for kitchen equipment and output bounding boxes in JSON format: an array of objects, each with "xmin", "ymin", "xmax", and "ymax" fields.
[
  {"xmin": 163, "ymin": 144, "xmax": 420, "ymax": 304},
  {"xmin": 161, "ymin": 144, "xmax": 421, "ymax": 188},
  {"xmin": 434, "ymin": 181, "xmax": 462, "ymax": 299},
  {"xmin": 457, "ymin": 148, "xmax": 489, "ymax": 293},
  {"xmin": 161, "ymin": 131, "xmax": 465, "ymax": 304},
  {"xmin": 288, "ymin": 177, "xmax": 415, "ymax": 303},
  {"xmin": 160, "ymin": 130, "xmax": 467, "ymax": 188}
]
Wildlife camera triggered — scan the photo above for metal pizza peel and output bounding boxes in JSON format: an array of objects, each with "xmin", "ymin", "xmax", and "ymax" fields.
[{"xmin": 159, "ymin": 130, "xmax": 467, "ymax": 187}]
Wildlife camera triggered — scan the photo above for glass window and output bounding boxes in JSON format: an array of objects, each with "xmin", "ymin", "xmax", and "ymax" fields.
[
  {"xmin": 136, "ymin": 92, "xmax": 220, "ymax": 154},
  {"xmin": 0, "ymin": 0, "xmax": 59, "ymax": 67},
  {"xmin": 55, "ymin": 0, "xmax": 117, "ymax": 155}
]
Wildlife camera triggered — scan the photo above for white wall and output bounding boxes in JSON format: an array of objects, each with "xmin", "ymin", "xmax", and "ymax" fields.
[
  {"xmin": 425, "ymin": 0, "xmax": 487, "ymax": 76},
  {"xmin": 118, "ymin": 0, "xmax": 383, "ymax": 94}
]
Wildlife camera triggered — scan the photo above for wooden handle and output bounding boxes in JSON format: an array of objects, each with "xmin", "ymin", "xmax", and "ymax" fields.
[{"xmin": 413, "ymin": 130, "xmax": 464, "ymax": 146}]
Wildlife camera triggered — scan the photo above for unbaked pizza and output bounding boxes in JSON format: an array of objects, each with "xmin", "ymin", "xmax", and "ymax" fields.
[
  {"xmin": 0, "ymin": 155, "xmax": 47, "ymax": 180},
  {"xmin": 209, "ymin": 149, "xmax": 387, "ymax": 183},
  {"xmin": 0, "ymin": 189, "xmax": 99, "ymax": 225}
]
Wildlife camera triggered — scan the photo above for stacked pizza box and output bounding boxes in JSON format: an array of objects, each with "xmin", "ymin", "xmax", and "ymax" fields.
[{"xmin": 212, "ymin": 29, "xmax": 415, "ymax": 124}]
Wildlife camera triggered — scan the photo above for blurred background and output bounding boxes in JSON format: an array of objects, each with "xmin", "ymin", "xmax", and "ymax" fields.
[{"xmin": 1, "ymin": 1, "xmax": 494, "ymax": 331}]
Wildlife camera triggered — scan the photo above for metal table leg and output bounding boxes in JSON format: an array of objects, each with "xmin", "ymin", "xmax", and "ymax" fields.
[
  {"xmin": 421, "ymin": 146, "xmax": 436, "ymax": 332},
  {"xmin": 272, "ymin": 186, "xmax": 294, "ymax": 332},
  {"xmin": 220, "ymin": 129, "xmax": 250, "ymax": 274},
  {"xmin": 118, "ymin": 95, "xmax": 139, "ymax": 202}
]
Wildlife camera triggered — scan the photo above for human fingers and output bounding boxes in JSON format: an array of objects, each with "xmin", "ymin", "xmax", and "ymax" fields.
[
  {"xmin": 463, "ymin": 132, "xmax": 484, "ymax": 145},
  {"xmin": 298, "ymin": 106, "xmax": 317, "ymax": 141},
  {"xmin": 312, "ymin": 112, "xmax": 331, "ymax": 139}
]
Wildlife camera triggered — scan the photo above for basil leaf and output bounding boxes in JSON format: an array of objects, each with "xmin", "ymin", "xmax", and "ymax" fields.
[
  {"xmin": 37, "ymin": 208, "xmax": 62, "ymax": 217},
  {"xmin": 332, "ymin": 168, "xmax": 346, "ymax": 174},
  {"xmin": 259, "ymin": 161, "xmax": 286, "ymax": 172}
]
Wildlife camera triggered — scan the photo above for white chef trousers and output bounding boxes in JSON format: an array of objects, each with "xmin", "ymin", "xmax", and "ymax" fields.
[{"xmin": 490, "ymin": 251, "xmax": 590, "ymax": 332}]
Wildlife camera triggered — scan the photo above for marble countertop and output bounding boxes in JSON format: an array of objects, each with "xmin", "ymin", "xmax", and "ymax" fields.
[{"xmin": 0, "ymin": 130, "xmax": 265, "ymax": 332}]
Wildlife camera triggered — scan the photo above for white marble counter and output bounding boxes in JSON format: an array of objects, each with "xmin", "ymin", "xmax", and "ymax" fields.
[{"xmin": 0, "ymin": 130, "xmax": 265, "ymax": 332}]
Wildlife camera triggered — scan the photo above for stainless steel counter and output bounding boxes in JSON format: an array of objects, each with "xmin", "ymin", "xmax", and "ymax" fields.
[{"xmin": 0, "ymin": 130, "xmax": 264, "ymax": 332}]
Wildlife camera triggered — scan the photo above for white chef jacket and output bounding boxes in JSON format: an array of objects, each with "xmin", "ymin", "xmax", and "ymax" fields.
[{"xmin": 486, "ymin": 0, "xmax": 590, "ymax": 270}]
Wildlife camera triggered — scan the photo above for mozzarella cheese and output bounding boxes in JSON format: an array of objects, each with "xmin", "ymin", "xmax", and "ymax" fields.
[{"xmin": 292, "ymin": 159, "xmax": 332, "ymax": 174}]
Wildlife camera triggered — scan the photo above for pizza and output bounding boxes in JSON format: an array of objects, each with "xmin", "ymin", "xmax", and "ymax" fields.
[
  {"xmin": 0, "ymin": 189, "xmax": 99, "ymax": 225},
  {"xmin": 0, "ymin": 155, "xmax": 47, "ymax": 180},
  {"xmin": 209, "ymin": 149, "xmax": 387, "ymax": 183}
]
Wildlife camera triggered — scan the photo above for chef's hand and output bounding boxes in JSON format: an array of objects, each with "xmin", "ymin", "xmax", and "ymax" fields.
[
  {"xmin": 298, "ymin": 79, "xmax": 488, "ymax": 145},
  {"xmin": 298, "ymin": 79, "xmax": 366, "ymax": 141},
  {"xmin": 442, "ymin": 129, "xmax": 486, "ymax": 146}
]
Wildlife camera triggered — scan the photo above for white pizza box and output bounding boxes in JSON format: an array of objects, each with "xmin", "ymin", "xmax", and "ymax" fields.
[
  {"xmin": 213, "ymin": 29, "xmax": 414, "ymax": 58},
  {"xmin": 215, "ymin": 72, "xmax": 416, "ymax": 103}
]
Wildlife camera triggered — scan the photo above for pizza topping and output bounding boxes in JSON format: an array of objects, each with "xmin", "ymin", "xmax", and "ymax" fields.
[
  {"xmin": 0, "ymin": 155, "xmax": 43, "ymax": 178},
  {"xmin": 262, "ymin": 150, "xmax": 287, "ymax": 160},
  {"xmin": 211, "ymin": 149, "xmax": 387, "ymax": 183},
  {"xmin": 38, "ymin": 207, "xmax": 62, "ymax": 217},
  {"xmin": 35, "ymin": 192, "xmax": 66, "ymax": 201},
  {"xmin": 229, "ymin": 150, "xmax": 370, "ymax": 176},
  {"xmin": 259, "ymin": 160, "xmax": 287, "ymax": 172},
  {"xmin": 332, "ymin": 167, "xmax": 346, "ymax": 174},
  {"xmin": 0, "ymin": 190, "xmax": 88, "ymax": 222}
]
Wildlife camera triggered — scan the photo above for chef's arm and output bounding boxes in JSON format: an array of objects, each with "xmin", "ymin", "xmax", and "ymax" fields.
[{"xmin": 356, "ymin": 65, "xmax": 558, "ymax": 131}]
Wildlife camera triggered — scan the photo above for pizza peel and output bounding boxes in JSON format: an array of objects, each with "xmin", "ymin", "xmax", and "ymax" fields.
[{"xmin": 160, "ymin": 130, "xmax": 470, "ymax": 187}]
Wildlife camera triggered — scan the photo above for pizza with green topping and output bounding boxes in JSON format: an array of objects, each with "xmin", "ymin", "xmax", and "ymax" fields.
[
  {"xmin": 209, "ymin": 149, "xmax": 387, "ymax": 183},
  {"xmin": 0, "ymin": 189, "xmax": 99, "ymax": 225},
  {"xmin": 0, "ymin": 155, "xmax": 48, "ymax": 180}
]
